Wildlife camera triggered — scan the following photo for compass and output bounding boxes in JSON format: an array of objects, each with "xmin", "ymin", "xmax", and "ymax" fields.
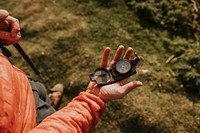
[{"xmin": 89, "ymin": 54, "xmax": 142, "ymax": 86}]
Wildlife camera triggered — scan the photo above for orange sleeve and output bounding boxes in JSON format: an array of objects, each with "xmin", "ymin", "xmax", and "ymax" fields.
[
  {"xmin": 0, "ymin": 53, "xmax": 36, "ymax": 133},
  {"xmin": 29, "ymin": 92, "xmax": 106, "ymax": 133},
  {"xmin": 0, "ymin": 54, "xmax": 15, "ymax": 133}
]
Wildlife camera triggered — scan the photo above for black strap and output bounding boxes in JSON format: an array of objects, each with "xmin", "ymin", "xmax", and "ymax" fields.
[
  {"xmin": 13, "ymin": 43, "xmax": 40, "ymax": 75},
  {"xmin": 0, "ymin": 43, "xmax": 12, "ymax": 58}
]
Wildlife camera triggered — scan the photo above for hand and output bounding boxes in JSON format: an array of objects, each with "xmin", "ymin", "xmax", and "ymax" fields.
[
  {"xmin": 0, "ymin": 9, "xmax": 21, "ymax": 44},
  {"xmin": 86, "ymin": 45, "xmax": 143, "ymax": 102}
]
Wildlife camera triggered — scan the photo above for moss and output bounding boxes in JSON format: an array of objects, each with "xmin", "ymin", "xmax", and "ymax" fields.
[{"xmin": 3, "ymin": 0, "xmax": 200, "ymax": 132}]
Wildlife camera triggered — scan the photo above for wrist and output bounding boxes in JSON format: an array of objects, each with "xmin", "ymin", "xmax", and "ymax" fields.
[{"xmin": 86, "ymin": 88, "xmax": 103, "ymax": 101}]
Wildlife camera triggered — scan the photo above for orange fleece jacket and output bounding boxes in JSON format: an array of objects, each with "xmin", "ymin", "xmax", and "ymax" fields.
[{"xmin": 0, "ymin": 53, "xmax": 105, "ymax": 133}]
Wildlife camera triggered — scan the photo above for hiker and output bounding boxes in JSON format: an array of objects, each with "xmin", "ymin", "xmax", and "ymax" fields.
[{"xmin": 0, "ymin": 9, "xmax": 143, "ymax": 133}]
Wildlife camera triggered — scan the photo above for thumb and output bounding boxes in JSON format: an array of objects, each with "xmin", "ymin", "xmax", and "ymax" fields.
[{"xmin": 122, "ymin": 81, "xmax": 143, "ymax": 94}]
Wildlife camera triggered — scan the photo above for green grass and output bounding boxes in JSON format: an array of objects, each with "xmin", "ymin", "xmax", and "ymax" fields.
[{"xmin": 1, "ymin": 0, "xmax": 200, "ymax": 132}]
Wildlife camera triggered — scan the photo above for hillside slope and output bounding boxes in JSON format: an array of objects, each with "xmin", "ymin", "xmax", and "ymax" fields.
[{"xmin": 1, "ymin": 0, "xmax": 199, "ymax": 132}]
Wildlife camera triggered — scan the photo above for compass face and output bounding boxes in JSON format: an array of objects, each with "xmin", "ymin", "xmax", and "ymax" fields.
[{"xmin": 116, "ymin": 60, "xmax": 131, "ymax": 74}]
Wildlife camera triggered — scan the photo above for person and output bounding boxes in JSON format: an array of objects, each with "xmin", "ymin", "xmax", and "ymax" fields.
[
  {"xmin": 0, "ymin": 9, "xmax": 65, "ymax": 124},
  {"xmin": 0, "ymin": 9, "xmax": 143, "ymax": 133}
]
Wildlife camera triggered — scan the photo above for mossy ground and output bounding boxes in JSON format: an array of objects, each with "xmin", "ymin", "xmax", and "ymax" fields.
[{"xmin": 1, "ymin": 0, "xmax": 200, "ymax": 132}]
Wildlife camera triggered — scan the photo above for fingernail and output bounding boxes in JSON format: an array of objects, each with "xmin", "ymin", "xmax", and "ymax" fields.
[
  {"xmin": 119, "ymin": 45, "xmax": 124, "ymax": 48},
  {"xmin": 136, "ymin": 81, "xmax": 143, "ymax": 86}
]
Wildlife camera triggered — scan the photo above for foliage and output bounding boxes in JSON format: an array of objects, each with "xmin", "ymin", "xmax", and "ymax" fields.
[
  {"xmin": 126, "ymin": 0, "xmax": 200, "ymax": 99},
  {"xmin": 173, "ymin": 36, "xmax": 200, "ymax": 99},
  {"xmin": 1, "ymin": 0, "xmax": 200, "ymax": 132},
  {"xmin": 126, "ymin": 0, "xmax": 200, "ymax": 37}
]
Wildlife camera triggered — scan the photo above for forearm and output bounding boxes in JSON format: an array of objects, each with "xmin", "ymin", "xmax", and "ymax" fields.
[{"xmin": 29, "ymin": 92, "xmax": 106, "ymax": 133}]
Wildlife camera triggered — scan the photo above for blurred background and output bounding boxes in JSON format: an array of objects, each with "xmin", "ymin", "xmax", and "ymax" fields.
[{"xmin": 1, "ymin": 0, "xmax": 200, "ymax": 132}]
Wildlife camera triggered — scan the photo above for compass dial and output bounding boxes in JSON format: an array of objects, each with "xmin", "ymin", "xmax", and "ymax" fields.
[{"xmin": 116, "ymin": 60, "xmax": 131, "ymax": 74}]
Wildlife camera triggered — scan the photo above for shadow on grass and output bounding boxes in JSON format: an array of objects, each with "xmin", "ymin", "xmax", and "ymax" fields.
[
  {"xmin": 94, "ymin": 101, "xmax": 168, "ymax": 133},
  {"xmin": 119, "ymin": 115, "xmax": 168, "ymax": 133},
  {"xmin": 118, "ymin": 115, "xmax": 165, "ymax": 133},
  {"xmin": 30, "ymin": 53, "xmax": 69, "ymax": 88}
]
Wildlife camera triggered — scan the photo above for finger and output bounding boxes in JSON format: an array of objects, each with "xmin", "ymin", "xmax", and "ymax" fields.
[
  {"xmin": 123, "ymin": 47, "xmax": 134, "ymax": 59},
  {"xmin": 6, "ymin": 16, "xmax": 20, "ymax": 37},
  {"xmin": 110, "ymin": 45, "xmax": 124, "ymax": 67},
  {"xmin": 0, "ymin": 31, "xmax": 21, "ymax": 44},
  {"xmin": 122, "ymin": 81, "xmax": 143, "ymax": 94},
  {"xmin": 87, "ymin": 81, "xmax": 96, "ymax": 89},
  {"xmin": 100, "ymin": 47, "xmax": 110, "ymax": 68},
  {"xmin": 0, "ymin": 9, "xmax": 9, "ymax": 21},
  {"xmin": 0, "ymin": 30, "xmax": 10, "ymax": 40}
]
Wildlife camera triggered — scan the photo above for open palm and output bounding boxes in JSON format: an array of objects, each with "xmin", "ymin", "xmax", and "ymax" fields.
[{"xmin": 87, "ymin": 45, "xmax": 143, "ymax": 102}]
